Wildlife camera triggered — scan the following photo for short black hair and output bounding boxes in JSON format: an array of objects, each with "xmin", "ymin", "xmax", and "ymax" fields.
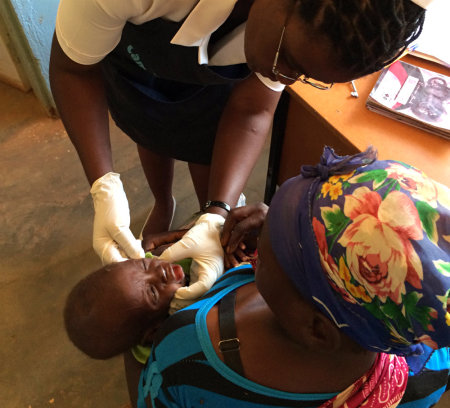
[{"xmin": 64, "ymin": 265, "xmax": 155, "ymax": 359}]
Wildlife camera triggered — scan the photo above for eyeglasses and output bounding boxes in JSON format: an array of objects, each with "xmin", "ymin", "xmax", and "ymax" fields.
[{"xmin": 271, "ymin": 25, "xmax": 334, "ymax": 90}]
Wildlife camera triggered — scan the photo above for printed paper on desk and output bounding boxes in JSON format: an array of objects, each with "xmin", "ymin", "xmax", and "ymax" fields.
[{"xmin": 366, "ymin": 60, "xmax": 450, "ymax": 140}]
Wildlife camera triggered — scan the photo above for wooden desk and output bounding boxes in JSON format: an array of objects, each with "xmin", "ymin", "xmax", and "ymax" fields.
[{"xmin": 265, "ymin": 55, "xmax": 450, "ymax": 203}]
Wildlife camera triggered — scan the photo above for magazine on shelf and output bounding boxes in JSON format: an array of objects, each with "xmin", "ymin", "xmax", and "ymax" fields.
[{"xmin": 366, "ymin": 60, "xmax": 450, "ymax": 140}]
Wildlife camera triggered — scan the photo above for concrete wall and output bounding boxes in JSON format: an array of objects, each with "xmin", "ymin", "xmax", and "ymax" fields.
[
  {"xmin": 9, "ymin": 0, "xmax": 59, "ymax": 88},
  {"xmin": 0, "ymin": 31, "xmax": 30, "ymax": 90}
]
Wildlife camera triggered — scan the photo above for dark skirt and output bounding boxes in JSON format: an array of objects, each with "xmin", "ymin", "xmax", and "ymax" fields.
[{"xmin": 103, "ymin": 62, "xmax": 234, "ymax": 164}]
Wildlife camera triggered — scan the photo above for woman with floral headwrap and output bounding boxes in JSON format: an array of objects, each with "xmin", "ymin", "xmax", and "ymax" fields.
[{"xmin": 124, "ymin": 146, "xmax": 449, "ymax": 408}]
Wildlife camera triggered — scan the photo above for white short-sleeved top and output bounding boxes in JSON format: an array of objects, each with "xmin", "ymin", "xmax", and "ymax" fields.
[{"xmin": 55, "ymin": 0, "xmax": 284, "ymax": 91}]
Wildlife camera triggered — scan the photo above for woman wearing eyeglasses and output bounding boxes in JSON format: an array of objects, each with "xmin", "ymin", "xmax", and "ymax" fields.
[{"xmin": 49, "ymin": 0, "xmax": 427, "ymax": 299}]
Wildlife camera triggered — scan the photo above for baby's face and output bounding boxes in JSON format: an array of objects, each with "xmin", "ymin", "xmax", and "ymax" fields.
[{"xmin": 112, "ymin": 257, "xmax": 186, "ymax": 318}]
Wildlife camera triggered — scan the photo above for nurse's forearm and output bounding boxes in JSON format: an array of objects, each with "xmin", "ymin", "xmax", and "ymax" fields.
[
  {"xmin": 49, "ymin": 33, "xmax": 113, "ymax": 186},
  {"xmin": 206, "ymin": 75, "xmax": 281, "ymax": 214}
]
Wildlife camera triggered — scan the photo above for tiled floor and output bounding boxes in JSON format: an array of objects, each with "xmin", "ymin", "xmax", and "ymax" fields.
[{"xmin": 1, "ymin": 82, "xmax": 449, "ymax": 408}]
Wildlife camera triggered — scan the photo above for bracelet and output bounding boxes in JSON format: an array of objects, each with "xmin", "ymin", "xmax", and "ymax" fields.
[{"xmin": 203, "ymin": 200, "xmax": 231, "ymax": 213}]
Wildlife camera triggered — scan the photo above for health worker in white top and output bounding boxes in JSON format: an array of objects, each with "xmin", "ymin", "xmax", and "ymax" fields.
[{"xmin": 49, "ymin": 0, "xmax": 427, "ymax": 301}]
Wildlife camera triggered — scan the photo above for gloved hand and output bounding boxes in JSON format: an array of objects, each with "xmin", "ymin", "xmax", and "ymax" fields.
[
  {"xmin": 159, "ymin": 213, "xmax": 225, "ymax": 300},
  {"xmin": 90, "ymin": 172, "xmax": 145, "ymax": 265}
]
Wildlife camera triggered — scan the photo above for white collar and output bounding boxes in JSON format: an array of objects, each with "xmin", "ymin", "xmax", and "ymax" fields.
[{"xmin": 171, "ymin": 0, "xmax": 238, "ymax": 47}]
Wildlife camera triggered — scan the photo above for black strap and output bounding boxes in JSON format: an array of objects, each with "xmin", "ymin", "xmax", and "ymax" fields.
[
  {"xmin": 218, "ymin": 291, "xmax": 244, "ymax": 376},
  {"xmin": 204, "ymin": 200, "xmax": 231, "ymax": 213}
]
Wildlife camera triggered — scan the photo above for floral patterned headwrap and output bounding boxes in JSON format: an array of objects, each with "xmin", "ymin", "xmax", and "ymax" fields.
[{"xmin": 268, "ymin": 146, "xmax": 450, "ymax": 359}]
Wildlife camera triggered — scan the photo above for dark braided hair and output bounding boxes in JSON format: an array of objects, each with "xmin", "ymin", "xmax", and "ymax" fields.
[{"xmin": 297, "ymin": 0, "xmax": 425, "ymax": 76}]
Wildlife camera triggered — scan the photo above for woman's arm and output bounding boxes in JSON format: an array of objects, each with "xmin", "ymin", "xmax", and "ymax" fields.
[
  {"xmin": 50, "ymin": 33, "xmax": 145, "ymax": 264},
  {"xmin": 205, "ymin": 73, "xmax": 281, "ymax": 216},
  {"xmin": 49, "ymin": 33, "xmax": 112, "ymax": 185},
  {"xmin": 157, "ymin": 75, "xmax": 279, "ymax": 293}
]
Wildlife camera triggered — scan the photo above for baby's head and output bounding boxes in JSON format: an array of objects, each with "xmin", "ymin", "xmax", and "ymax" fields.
[
  {"xmin": 64, "ymin": 257, "xmax": 186, "ymax": 359},
  {"xmin": 268, "ymin": 146, "xmax": 450, "ymax": 357}
]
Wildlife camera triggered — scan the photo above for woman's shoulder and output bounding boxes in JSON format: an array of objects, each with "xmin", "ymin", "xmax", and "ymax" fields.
[
  {"xmin": 153, "ymin": 264, "xmax": 254, "ymax": 346},
  {"xmin": 55, "ymin": 0, "xmax": 193, "ymax": 64},
  {"xmin": 210, "ymin": 264, "xmax": 255, "ymax": 288}
]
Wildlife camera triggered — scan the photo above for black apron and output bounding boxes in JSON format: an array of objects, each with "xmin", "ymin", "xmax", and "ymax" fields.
[{"xmin": 101, "ymin": 1, "xmax": 253, "ymax": 164}]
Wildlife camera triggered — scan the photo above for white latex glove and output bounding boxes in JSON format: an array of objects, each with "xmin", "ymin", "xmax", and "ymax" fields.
[
  {"xmin": 159, "ymin": 213, "xmax": 225, "ymax": 300},
  {"xmin": 90, "ymin": 172, "xmax": 145, "ymax": 265}
]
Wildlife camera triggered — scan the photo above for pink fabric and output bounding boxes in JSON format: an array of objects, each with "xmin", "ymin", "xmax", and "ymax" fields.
[{"xmin": 320, "ymin": 353, "xmax": 409, "ymax": 408}]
